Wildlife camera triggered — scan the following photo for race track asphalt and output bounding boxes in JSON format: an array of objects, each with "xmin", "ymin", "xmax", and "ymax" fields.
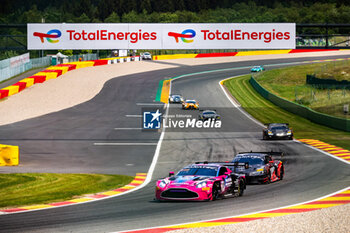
[{"xmin": 0, "ymin": 55, "xmax": 349, "ymax": 232}]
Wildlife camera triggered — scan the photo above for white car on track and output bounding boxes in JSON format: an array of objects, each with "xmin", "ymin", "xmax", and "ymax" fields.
[{"xmin": 141, "ymin": 52, "xmax": 152, "ymax": 60}]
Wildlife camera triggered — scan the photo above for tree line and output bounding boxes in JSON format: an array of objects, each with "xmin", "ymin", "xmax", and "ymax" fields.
[
  {"xmin": 1, "ymin": 0, "xmax": 349, "ymax": 24},
  {"xmin": 0, "ymin": 0, "xmax": 349, "ymax": 59}
]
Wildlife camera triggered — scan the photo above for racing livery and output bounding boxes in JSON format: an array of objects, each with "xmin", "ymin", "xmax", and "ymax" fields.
[
  {"xmin": 263, "ymin": 123, "xmax": 293, "ymax": 140},
  {"xmin": 182, "ymin": 100, "xmax": 199, "ymax": 110},
  {"xmin": 251, "ymin": 66, "xmax": 265, "ymax": 72},
  {"xmin": 169, "ymin": 94, "xmax": 184, "ymax": 103},
  {"xmin": 155, "ymin": 163, "xmax": 246, "ymax": 201},
  {"xmin": 198, "ymin": 110, "xmax": 221, "ymax": 121},
  {"xmin": 231, "ymin": 152, "xmax": 284, "ymax": 184}
]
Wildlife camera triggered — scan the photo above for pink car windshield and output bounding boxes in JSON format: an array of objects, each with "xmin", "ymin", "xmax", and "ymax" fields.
[{"xmin": 177, "ymin": 167, "xmax": 217, "ymax": 176}]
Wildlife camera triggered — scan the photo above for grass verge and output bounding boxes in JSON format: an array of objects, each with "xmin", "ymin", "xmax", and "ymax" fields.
[
  {"xmin": 0, "ymin": 173, "xmax": 133, "ymax": 208},
  {"xmin": 224, "ymin": 75, "xmax": 350, "ymax": 149},
  {"xmin": 254, "ymin": 60, "xmax": 350, "ymax": 118}
]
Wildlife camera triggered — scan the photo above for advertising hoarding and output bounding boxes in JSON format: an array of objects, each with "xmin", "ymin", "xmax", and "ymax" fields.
[{"xmin": 28, "ymin": 23, "xmax": 295, "ymax": 50}]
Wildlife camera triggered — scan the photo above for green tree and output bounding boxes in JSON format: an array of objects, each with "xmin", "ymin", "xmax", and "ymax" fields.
[
  {"xmin": 176, "ymin": 11, "xmax": 199, "ymax": 23},
  {"xmin": 140, "ymin": 0, "xmax": 152, "ymax": 13},
  {"xmin": 98, "ymin": 0, "xmax": 116, "ymax": 19},
  {"xmin": 92, "ymin": 18, "xmax": 102, "ymax": 23},
  {"xmin": 104, "ymin": 12, "xmax": 120, "ymax": 23},
  {"xmin": 121, "ymin": 11, "xmax": 139, "ymax": 23},
  {"xmin": 20, "ymin": 5, "xmax": 42, "ymax": 23},
  {"xmin": 75, "ymin": 13, "xmax": 90, "ymax": 23},
  {"xmin": 58, "ymin": 50, "xmax": 73, "ymax": 56},
  {"xmin": 175, "ymin": 0, "xmax": 186, "ymax": 11},
  {"xmin": 43, "ymin": 7, "xmax": 63, "ymax": 23},
  {"xmin": 0, "ymin": 50, "xmax": 19, "ymax": 60},
  {"xmin": 80, "ymin": 50, "xmax": 92, "ymax": 54},
  {"xmin": 159, "ymin": 12, "xmax": 178, "ymax": 23}
]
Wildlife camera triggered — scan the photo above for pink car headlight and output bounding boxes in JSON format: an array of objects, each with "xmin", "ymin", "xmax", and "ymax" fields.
[
  {"xmin": 196, "ymin": 181, "xmax": 207, "ymax": 188},
  {"xmin": 158, "ymin": 181, "xmax": 167, "ymax": 188}
]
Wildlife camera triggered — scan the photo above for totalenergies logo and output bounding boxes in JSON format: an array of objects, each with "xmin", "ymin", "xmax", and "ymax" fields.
[
  {"xmin": 33, "ymin": 29, "xmax": 62, "ymax": 43},
  {"xmin": 168, "ymin": 29, "xmax": 196, "ymax": 43}
]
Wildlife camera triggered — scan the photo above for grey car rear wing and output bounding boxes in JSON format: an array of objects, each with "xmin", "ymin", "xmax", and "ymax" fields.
[{"xmin": 237, "ymin": 151, "xmax": 284, "ymax": 157}]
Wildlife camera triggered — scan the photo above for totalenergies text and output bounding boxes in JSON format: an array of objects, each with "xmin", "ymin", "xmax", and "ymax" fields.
[
  {"xmin": 201, "ymin": 29, "xmax": 290, "ymax": 43},
  {"xmin": 66, "ymin": 29, "xmax": 157, "ymax": 43}
]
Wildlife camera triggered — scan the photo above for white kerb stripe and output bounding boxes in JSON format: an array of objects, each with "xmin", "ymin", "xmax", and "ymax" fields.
[{"xmin": 94, "ymin": 143, "xmax": 158, "ymax": 146}]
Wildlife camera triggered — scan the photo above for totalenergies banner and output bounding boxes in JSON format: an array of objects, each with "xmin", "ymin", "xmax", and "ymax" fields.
[{"xmin": 28, "ymin": 23, "xmax": 295, "ymax": 50}]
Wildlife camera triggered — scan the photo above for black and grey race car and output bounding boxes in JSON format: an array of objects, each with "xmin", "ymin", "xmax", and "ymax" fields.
[
  {"xmin": 169, "ymin": 94, "xmax": 184, "ymax": 103},
  {"xmin": 262, "ymin": 123, "xmax": 293, "ymax": 140},
  {"xmin": 230, "ymin": 152, "xmax": 284, "ymax": 184},
  {"xmin": 198, "ymin": 110, "xmax": 221, "ymax": 121}
]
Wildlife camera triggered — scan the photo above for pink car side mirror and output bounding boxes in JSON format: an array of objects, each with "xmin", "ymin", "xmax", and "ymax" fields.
[{"xmin": 169, "ymin": 171, "xmax": 175, "ymax": 177}]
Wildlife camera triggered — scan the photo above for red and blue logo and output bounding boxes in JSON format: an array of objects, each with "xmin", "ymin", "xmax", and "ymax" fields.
[
  {"xmin": 168, "ymin": 29, "xmax": 196, "ymax": 43},
  {"xmin": 33, "ymin": 29, "xmax": 62, "ymax": 43}
]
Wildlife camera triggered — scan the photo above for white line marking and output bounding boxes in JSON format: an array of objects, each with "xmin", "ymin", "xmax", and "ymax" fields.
[
  {"xmin": 116, "ymin": 185, "xmax": 350, "ymax": 233},
  {"xmin": 114, "ymin": 128, "xmax": 142, "ymax": 130},
  {"xmin": 219, "ymin": 77, "xmax": 265, "ymax": 127},
  {"xmin": 133, "ymin": 106, "xmax": 170, "ymax": 193},
  {"xmin": 94, "ymin": 143, "xmax": 157, "ymax": 146},
  {"xmin": 125, "ymin": 115, "xmax": 142, "ymax": 117},
  {"xmin": 294, "ymin": 140, "xmax": 350, "ymax": 165},
  {"xmin": 136, "ymin": 103, "xmax": 164, "ymax": 106},
  {"xmin": 0, "ymin": 71, "xmax": 168, "ymax": 216},
  {"xmin": 219, "ymin": 77, "xmax": 350, "ymax": 166},
  {"xmin": 8, "ymin": 56, "xmax": 348, "ymax": 217}
]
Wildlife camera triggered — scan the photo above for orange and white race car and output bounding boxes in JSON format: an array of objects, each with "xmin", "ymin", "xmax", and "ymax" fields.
[{"xmin": 182, "ymin": 100, "xmax": 199, "ymax": 110}]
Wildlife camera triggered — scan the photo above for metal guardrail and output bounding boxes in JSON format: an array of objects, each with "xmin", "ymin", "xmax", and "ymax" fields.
[
  {"xmin": 0, "ymin": 53, "xmax": 98, "ymax": 82},
  {"xmin": 250, "ymin": 76, "xmax": 350, "ymax": 132},
  {"xmin": 0, "ymin": 56, "xmax": 50, "ymax": 82}
]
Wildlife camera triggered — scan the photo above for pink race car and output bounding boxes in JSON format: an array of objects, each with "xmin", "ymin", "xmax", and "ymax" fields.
[{"xmin": 155, "ymin": 162, "xmax": 246, "ymax": 201}]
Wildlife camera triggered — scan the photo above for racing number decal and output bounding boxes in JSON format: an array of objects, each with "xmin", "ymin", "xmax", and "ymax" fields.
[{"xmin": 225, "ymin": 177, "xmax": 232, "ymax": 188}]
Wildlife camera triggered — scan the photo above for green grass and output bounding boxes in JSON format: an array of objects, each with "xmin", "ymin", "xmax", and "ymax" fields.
[
  {"xmin": 0, "ymin": 173, "xmax": 133, "ymax": 208},
  {"xmin": 254, "ymin": 60, "xmax": 350, "ymax": 118},
  {"xmin": 224, "ymin": 75, "xmax": 350, "ymax": 149}
]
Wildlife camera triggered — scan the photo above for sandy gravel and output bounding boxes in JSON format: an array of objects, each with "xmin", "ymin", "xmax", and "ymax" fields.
[
  {"xmin": 169, "ymin": 203, "xmax": 350, "ymax": 233},
  {"xmin": 1, "ymin": 51, "xmax": 350, "ymax": 232}
]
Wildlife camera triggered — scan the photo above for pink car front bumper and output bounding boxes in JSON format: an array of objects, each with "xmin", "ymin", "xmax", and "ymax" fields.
[{"xmin": 155, "ymin": 186, "xmax": 212, "ymax": 201}]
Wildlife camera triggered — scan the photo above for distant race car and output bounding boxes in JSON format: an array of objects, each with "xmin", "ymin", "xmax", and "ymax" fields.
[
  {"xmin": 230, "ymin": 152, "xmax": 284, "ymax": 184},
  {"xmin": 169, "ymin": 94, "xmax": 184, "ymax": 103},
  {"xmin": 251, "ymin": 66, "xmax": 265, "ymax": 72},
  {"xmin": 198, "ymin": 110, "xmax": 221, "ymax": 121},
  {"xmin": 141, "ymin": 52, "xmax": 152, "ymax": 60},
  {"xmin": 155, "ymin": 162, "xmax": 246, "ymax": 201},
  {"xmin": 263, "ymin": 123, "xmax": 293, "ymax": 140},
  {"xmin": 182, "ymin": 100, "xmax": 199, "ymax": 110}
]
